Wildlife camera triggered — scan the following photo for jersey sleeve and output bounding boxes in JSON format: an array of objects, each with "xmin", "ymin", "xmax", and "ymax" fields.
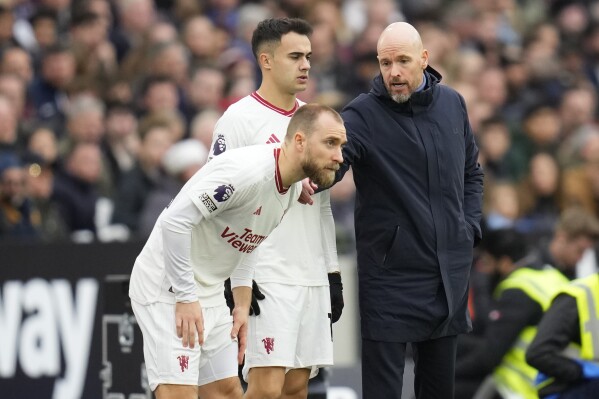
[
  {"xmin": 187, "ymin": 165, "xmax": 243, "ymax": 219},
  {"xmin": 161, "ymin": 197, "xmax": 204, "ymax": 302},
  {"xmin": 208, "ymin": 112, "xmax": 251, "ymax": 160},
  {"xmin": 319, "ymin": 190, "xmax": 340, "ymax": 273}
]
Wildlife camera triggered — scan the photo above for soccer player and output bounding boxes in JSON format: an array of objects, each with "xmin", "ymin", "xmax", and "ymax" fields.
[
  {"xmin": 209, "ymin": 18, "xmax": 344, "ymax": 399},
  {"xmin": 129, "ymin": 103, "xmax": 346, "ymax": 399}
]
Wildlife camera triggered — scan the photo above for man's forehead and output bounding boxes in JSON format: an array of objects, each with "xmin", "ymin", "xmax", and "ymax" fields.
[{"xmin": 279, "ymin": 32, "xmax": 311, "ymax": 51}]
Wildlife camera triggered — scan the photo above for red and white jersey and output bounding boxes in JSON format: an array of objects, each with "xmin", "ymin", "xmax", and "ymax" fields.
[
  {"xmin": 129, "ymin": 145, "xmax": 301, "ymax": 308},
  {"xmin": 209, "ymin": 92, "xmax": 339, "ymax": 287}
]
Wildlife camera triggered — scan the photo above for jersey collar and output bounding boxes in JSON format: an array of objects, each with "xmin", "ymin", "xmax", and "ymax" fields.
[{"xmin": 251, "ymin": 92, "xmax": 299, "ymax": 116}]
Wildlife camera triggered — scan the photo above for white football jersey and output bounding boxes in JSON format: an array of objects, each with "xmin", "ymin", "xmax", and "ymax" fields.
[
  {"xmin": 210, "ymin": 92, "xmax": 339, "ymax": 286},
  {"xmin": 129, "ymin": 145, "xmax": 302, "ymax": 308}
]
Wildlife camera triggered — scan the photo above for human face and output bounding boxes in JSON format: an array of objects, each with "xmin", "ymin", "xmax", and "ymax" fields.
[
  {"xmin": 556, "ymin": 234, "xmax": 594, "ymax": 270},
  {"xmin": 301, "ymin": 113, "xmax": 346, "ymax": 188},
  {"xmin": 270, "ymin": 32, "xmax": 311, "ymax": 95},
  {"xmin": 377, "ymin": 36, "xmax": 427, "ymax": 103}
]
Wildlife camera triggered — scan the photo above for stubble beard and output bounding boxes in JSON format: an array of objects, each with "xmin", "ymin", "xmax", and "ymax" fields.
[{"xmin": 302, "ymin": 158, "xmax": 336, "ymax": 188}]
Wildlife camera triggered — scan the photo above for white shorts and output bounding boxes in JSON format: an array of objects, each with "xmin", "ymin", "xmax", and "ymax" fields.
[
  {"xmin": 243, "ymin": 283, "xmax": 334, "ymax": 381},
  {"xmin": 131, "ymin": 300, "xmax": 238, "ymax": 391}
]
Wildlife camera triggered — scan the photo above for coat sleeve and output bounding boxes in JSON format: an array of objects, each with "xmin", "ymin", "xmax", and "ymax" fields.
[
  {"xmin": 338, "ymin": 103, "xmax": 370, "ymax": 182},
  {"xmin": 459, "ymin": 94, "xmax": 484, "ymax": 245}
]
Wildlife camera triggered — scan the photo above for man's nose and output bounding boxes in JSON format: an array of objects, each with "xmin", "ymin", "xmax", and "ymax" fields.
[
  {"xmin": 333, "ymin": 147, "xmax": 343, "ymax": 164},
  {"xmin": 391, "ymin": 62, "xmax": 402, "ymax": 76},
  {"xmin": 300, "ymin": 57, "xmax": 310, "ymax": 71}
]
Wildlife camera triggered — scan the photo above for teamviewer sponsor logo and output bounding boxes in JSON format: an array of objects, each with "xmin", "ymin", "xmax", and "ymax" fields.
[
  {"xmin": 220, "ymin": 226, "xmax": 267, "ymax": 253},
  {"xmin": 200, "ymin": 193, "xmax": 217, "ymax": 212}
]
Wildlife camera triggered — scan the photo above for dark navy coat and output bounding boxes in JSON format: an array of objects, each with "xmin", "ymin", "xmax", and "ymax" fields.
[{"xmin": 339, "ymin": 67, "xmax": 484, "ymax": 342}]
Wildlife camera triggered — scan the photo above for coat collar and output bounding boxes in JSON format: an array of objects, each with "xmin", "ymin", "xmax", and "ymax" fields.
[{"xmin": 370, "ymin": 66, "xmax": 442, "ymax": 113}]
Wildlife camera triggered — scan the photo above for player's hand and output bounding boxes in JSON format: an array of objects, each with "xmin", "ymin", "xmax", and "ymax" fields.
[
  {"xmin": 175, "ymin": 301, "xmax": 204, "ymax": 348},
  {"xmin": 231, "ymin": 305, "xmax": 249, "ymax": 364},
  {"xmin": 298, "ymin": 178, "xmax": 317, "ymax": 205},
  {"xmin": 250, "ymin": 280, "xmax": 265, "ymax": 316},
  {"xmin": 328, "ymin": 272, "xmax": 344, "ymax": 323}
]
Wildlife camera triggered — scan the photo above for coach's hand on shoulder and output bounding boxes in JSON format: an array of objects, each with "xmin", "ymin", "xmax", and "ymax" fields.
[
  {"xmin": 175, "ymin": 301, "xmax": 204, "ymax": 348},
  {"xmin": 250, "ymin": 280, "xmax": 265, "ymax": 316},
  {"xmin": 328, "ymin": 272, "xmax": 344, "ymax": 323}
]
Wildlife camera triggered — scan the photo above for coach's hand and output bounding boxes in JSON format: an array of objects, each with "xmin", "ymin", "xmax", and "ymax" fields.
[
  {"xmin": 298, "ymin": 178, "xmax": 317, "ymax": 205},
  {"xmin": 175, "ymin": 301, "xmax": 204, "ymax": 348},
  {"xmin": 328, "ymin": 272, "xmax": 344, "ymax": 323},
  {"xmin": 250, "ymin": 280, "xmax": 265, "ymax": 316}
]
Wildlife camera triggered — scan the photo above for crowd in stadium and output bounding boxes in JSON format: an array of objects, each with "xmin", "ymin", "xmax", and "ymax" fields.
[{"xmin": 0, "ymin": 0, "xmax": 596, "ymax": 252}]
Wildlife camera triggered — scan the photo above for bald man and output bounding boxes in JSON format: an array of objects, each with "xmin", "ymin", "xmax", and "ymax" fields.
[{"xmin": 331, "ymin": 22, "xmax": 484, "ymax": 398}]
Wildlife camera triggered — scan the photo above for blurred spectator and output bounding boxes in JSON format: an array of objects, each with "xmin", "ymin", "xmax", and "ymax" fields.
[
  {"xmin": 517, "ymin": 152, "xmax": 563, "ymax": 242},
  {"xmin": 0, "ymin": 94, "xmax": 18, "ymax": 152},
  {"xmin": 69, "ymin": 10, "xmax": 117, "ymax": 86},
  {"xmin": 26, "ymin": 125, "xmax": 60, "ymax": 169},
  {"xmin": 1, "ymin": 46, "xmax": 34, "ymax": 87},
  {"xmin": 189, "ymin": 108, "xmax": 222, "ymax": 151},
  {"xmin": 138, "ymin": 138, "xmax": 207, "ymax": 237},
  {"xmin": 23, "ymin": 154, "xmax": 68, "ymax": 241},
  {"xmin": 101, "ymin": 101, "xmax": 139, "ymax": 191},
  {"xmin": 140, "ymin": 75, "xmax": 179, "ymax": 118},
  {"xmin": 0, "ymin": 72, "xmax": 29, "ymax": 123},
  {"xmin": 111, "ymin": 118, "xmax": 173, "ymax": 235},
  {"xmin": 510, "ymin": 103, "xmax": 562, "ymax": 179},
  {"xmin": 484, "ymin": 180, "xmax": 521, "ymax": 231},
  {"xmin": 182, "ymin": 15, "xmax": 221, "ymax": 68},
  {"xmin": 28, "ymin": 8, "xmax": 59, "ymax": 65},
  {"xmin": 556, "ymin": 86, "xmax": 598, "ymax": 167},
  {"xmin": 0, "ymin": 6, "xmax": 18, "ymax": 52},
  {"xmin": 477, "ymin": 115, "xmax": 518, "ymax": 181},
  {"xmin": 29, "ymin": 43, "xmax": 76, "ymax": 128},
  {"xmin": 0, "ymin": 153, "xmax": 41, "ymax": 240},
  {"xmin": 112, "ymin": 0, "xmax": 156, "ymax": 62},
  {"xmin": 60, "ymin": 93, "xmax": 105, "ymax": 152},
  {"xmin": 51, "ymin": 142, "xmax": 103, "ymax": 241}
]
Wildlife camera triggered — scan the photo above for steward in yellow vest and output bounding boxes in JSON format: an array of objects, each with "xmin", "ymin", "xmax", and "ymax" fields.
[{"xmin": 527, "ymin": 274, "xmax": 599, "ymax": 398}]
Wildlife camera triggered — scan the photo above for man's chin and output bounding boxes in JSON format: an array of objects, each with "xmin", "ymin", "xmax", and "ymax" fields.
[{"xmin": 311, "ymin": 174, "xmax": 335, "ymax": 188}]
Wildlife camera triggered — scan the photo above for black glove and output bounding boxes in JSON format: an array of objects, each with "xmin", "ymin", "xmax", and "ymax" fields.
[
  {"xmin": 249, "ymin": 280, "xmax": 265, "ymax": 316},
  {"xmin": 223, "ymin": 278, "xmax": 265, "ymax": 316},
  {"xmin": 328, "ymin": 272, "xmax": 344, "ymax": 323}
]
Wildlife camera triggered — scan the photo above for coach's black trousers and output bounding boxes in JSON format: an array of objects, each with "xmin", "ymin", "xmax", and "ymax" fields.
[{"xmin": 362, "ymin": 335, "xmax": 458, "ymax": 399}]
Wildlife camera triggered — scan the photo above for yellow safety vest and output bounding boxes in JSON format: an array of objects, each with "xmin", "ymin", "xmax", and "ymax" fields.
[
  {"xmin": 493, "ymin": 267, "xmax": 569, "ymax": 399},
  {"xmin": 559, "ymin": 274, "xmax": 599, "ymax": 361}
]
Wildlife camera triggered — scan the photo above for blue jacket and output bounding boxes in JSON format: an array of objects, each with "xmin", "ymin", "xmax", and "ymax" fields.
[{"xmin": 339, "ymin": 67, "xmax": 484, "ymax": 342}]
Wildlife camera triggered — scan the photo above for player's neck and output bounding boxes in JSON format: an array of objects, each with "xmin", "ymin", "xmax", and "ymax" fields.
[
  {"xmin": 277, "ymin": 144, "xmax": 304, "ymax": 189},
  {"xmin": 256, "ymin": 84, "xmax": 297, "ymax": 112}
]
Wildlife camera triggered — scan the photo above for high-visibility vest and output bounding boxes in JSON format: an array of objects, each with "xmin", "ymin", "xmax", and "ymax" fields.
[
  {"xmin": 493, "ymin": 267, "xmax": 569, "ymax": 399},
  {"xmin": 534, "ymin": 274, "xmax": 599, "ymax": 394},
  {"xmin": 559, "ymin": 274, "xmax": 599, "ymax": 361}
]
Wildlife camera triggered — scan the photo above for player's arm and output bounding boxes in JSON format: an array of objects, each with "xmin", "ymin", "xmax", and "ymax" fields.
[
  {"xmin": 161, "ymin": 197, "xmax": 205, "ymax": 348},
  {"xmin": 320, "ymin": 191, "xmax": 344, "ymax": 323}
]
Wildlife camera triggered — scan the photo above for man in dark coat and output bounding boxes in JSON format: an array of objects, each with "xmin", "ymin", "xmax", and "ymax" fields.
[{"xmin": 337, "ymin": 22, "xmax": 484, "ymax": 398}]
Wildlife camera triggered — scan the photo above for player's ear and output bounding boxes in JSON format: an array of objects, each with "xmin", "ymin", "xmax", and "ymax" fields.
[
  {"xmin": 259, "ymin": 52, "xmax": 271, "ymax": 70},
  {"xmin": 294, "ymin": 131, "xmax": 306, "ymax": 151}
]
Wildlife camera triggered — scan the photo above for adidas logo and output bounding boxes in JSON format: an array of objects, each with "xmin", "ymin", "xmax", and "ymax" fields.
[
  {"xmin": 253, "ymin": 206, "xmax": 262, "ymax": 215},
  {"xmin": 265, "ymin": 134, "xmax": 280, "ymax": 144}
]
